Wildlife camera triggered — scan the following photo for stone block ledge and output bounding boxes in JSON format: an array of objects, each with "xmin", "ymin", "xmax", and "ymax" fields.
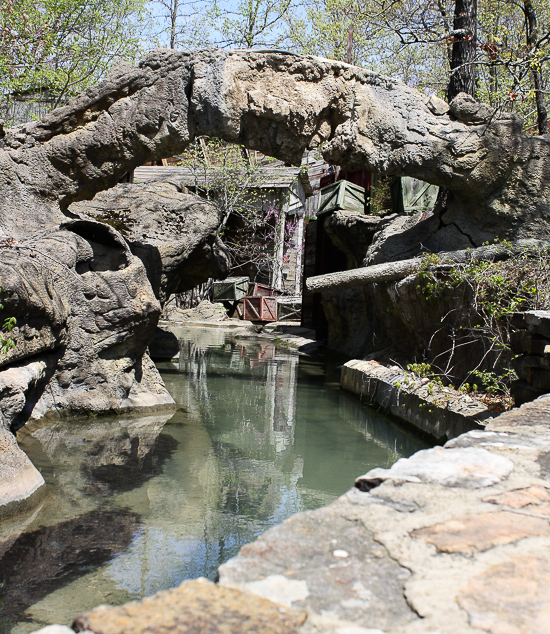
[
  {"xmin": 340, "ymin": 359, "xmax": 493, "ymax": 442},
  {"xmin": 511, "ymin": 310, "xmax": 550, "ymax": 404}
]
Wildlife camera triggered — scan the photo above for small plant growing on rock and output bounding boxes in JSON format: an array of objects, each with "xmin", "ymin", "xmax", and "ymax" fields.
[
  {"xmin": 415, "ymin": 242, "xmax": 550, "ymax": 407},
  {"xmin": 0, "ymin": 289, "xmax": 16, "ymax": 354}
]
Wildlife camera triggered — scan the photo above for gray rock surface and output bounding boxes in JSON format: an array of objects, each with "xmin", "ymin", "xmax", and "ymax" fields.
[
  {"xmin": 219, "ymin": 501, "xmax": 418, "ymax": 631},
  {"xmin": 0, "ymin": 424, "xmax": 45, "ymax": 516},
  {"xmin": 1, "ymin": 47, "xmax": 549, "ymax": 513},
  {"xmin": 70, "ymin": 180, "xmax": 229, "ymax": 304},
  {"xmin": 1, "ymin": 223, "xmax": 175, "ymax": 422},
  {"xmin": 356, "ymin": 446, "xmax": 514, "ymax": 490},
  {"xmin": 323, "ymin": 212, "xmax": 383, "ymax": 268},
  {"xmin": 72, "ymin": 578, "xmax": 307, "ymax": 634},
  {"xmin": 341, "ymin": 359, "xmax": 493, "ymax": 442},
  {"xmin": 161, "ymin": 299, "xmax": 229, "ymax": 323},
  {"xmin": 1, "ymin": 49, "xmax": 549, "ymax": 249}
]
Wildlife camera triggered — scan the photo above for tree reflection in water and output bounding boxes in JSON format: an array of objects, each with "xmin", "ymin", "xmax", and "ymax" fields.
[{"xmin": 1, "ymin": 327, "xmax": 428, "ymax": 633}]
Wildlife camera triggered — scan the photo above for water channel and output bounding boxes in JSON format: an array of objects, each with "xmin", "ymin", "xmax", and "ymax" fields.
[{"xmin": 0, "ymin": 326, "xmax": 429, "ymax": 633}]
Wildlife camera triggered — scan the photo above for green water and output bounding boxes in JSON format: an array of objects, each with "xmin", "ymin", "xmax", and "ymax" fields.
[{"xmin": 0, "ymin": 326, "xmax": 428, "ymax": 633}]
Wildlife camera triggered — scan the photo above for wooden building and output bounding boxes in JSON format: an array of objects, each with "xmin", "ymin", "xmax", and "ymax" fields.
[{"xmin": 133, "ymin": 161, "xmax": 314, "ymax": 295}]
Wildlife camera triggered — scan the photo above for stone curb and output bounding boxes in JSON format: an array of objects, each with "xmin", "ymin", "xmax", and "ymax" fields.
[{"xmin": 341, "ymin": 359, "xmax": 493, "ymax": 442}]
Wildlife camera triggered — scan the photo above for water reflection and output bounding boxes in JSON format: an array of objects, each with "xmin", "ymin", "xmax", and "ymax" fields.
[
  {"xmin": 161, "ymin": 327, "xmax": 425, "ymax": 499},
  {"xmin": 18, "ymin": 413, "xmax": 177, "ymax": 501},
  {"xmin": 1, "ymin": 327, "xmax": 429, "ymax": 633},
  {"xmin": 0, "ymin": 509, "xmax": 140, "ymax": 630}
]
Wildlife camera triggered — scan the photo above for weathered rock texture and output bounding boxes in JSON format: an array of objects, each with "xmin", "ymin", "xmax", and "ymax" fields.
[
  {"xmin": 70, "ymin": 180, "xmax": 229, "ymax": 304},
  {"xmin": 73, "ymin": 578, "xmax": 307, "ymax": 634},
  {"xmin": 2, "ymin": 48, "xmax": 550, "ymax": 509},
  {"xmin": 2, "ymin": 50, "xmax": 550, "ymax": 248},
  {"xmin": 0, "ymin": 223, "xmax": 174, "ymax": 424},
  {"xmin": 0, "ymin": 424, "xmax": 45, "ymax": 516}
]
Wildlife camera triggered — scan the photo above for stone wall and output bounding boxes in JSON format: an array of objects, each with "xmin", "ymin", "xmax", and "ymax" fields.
[
  {"xmin": 341, "ymin": 359, "xmax": 493, "ymax": 442},
  {"xmin": 511, "ymin": 310, "xmax": 550, "ymax": 405}
]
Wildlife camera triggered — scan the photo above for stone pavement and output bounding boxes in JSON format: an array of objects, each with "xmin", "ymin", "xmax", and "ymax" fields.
[
  {"xmin": 35, "ymin": 395, "xmax": 550, "ymax": 634},
  {"xmin": 72, "ymin": 579, "xmax": 307, "ymax": 634}
]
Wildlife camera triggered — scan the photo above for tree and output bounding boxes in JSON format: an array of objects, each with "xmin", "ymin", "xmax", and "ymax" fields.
[
  {"xmin": 0, "ymin": 0, "xmax": 145, "ymax": 120},
  {"xmin": 284, "ymin": 0, "xmax": 378, "ymax": 66},
  {"xmin": 523, "ymin": 0, "xmax": 548, "ymax": 132},
  {"xmin": 447, "ymin": 0, "xmax": 477, "ymax": 100},
  {"xmin": 284, "ymin": 0, "xmax": 457, "ymax": 93},
  {"xmin": 178, "ymin": 138, "xmax": 298, "ymax": 288},
  {"xmin": 284, "ymin": 0, "xmax": 550, "ymax": 133},
  {"xmin": 475, "ymin": 0, "xmax": 550, "ymax": 133},
  {"xmin": 210, "ymin": 0, "xmax": 294, "ymax": 47},
  {"xmin": 149, "ymin": 0, "xmax": 208, "ymax": 48},
  {"xmin": 149, "ymin": 0, "xmax": 295, "ymax": 51}
]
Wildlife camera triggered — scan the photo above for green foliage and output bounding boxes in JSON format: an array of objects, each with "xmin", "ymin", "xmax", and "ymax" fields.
[
  {"xmin": 0, "ymin": 0, "xmax": 145, "ymax": 119},
  {"xmin": 3, "ymin": 0, "xmax": 550, "ymax": 134},
  {"xmin": 405, "ymin": 363, "xmax": 444, "ymax": 395},
  {"xmin": 151, "ymin": 0, "xmax": 296, "ymax": 49},
  {"xmin": 284, "ymin": 0, "xmax": 550, "ymax": 133},
  {"xmin": 0, "ymin": 290, "xmax": 16, "ymax": 354},
  {"xmin": 369, "ymin": 175, "xmax": 393, "ymax": 215},
  {"xmin": 469, "ymin": 368, "xmax": 516, "ymax": 395},
  {"xmin": 284, "ymin": 0, "xmax": 449, "ymax": 93},
  {"xmin": 177, "ymin": 138, "xmax": 298, "ymax": 284},
  {"xmin": 407, "ymin": 362, "xmax": 436, "ymax": 378},
  {"xmin": 416, "ymin": 243, "xmax": 550, "ymax": 403}
]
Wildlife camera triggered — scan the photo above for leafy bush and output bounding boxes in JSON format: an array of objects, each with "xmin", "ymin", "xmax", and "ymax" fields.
[{"xmin": 0, "ymin": 290, "xmax": 16, "ymax": 354}]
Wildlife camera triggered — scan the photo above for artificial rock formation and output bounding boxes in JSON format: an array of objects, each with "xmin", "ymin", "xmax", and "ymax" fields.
[
  {"xmin": 70, "ymin": 179, "xmax": 229, "ymax": 304},
  {"xmin": 1, "ymin": 49, "xmax": 549, "ymax": 248},
  {"xmin": 0, "ymin": 222, "xmax": 172, "ymax": 424},
  {"xmin": 1, "ymin": 48, "xmax": 550, "ymax": 511}
]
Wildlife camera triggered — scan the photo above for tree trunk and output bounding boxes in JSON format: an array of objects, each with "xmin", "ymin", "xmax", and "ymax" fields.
[
  {"xmin": 170, "ymin": 0, "xmax": 178, "ymax": 48},
  {"xmin": 305, "ymin": 242, "xmax": 548, "ymax": 294},
  {"xmin": 523, "ymin": 0, "xmax": 548, "ymax": 134},
  {"xmin": 447, "ymin": 0, "xmax": 477, "ymax": 101}
]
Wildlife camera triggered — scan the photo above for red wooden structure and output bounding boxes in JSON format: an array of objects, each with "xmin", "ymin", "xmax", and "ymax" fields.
[{"xmin": 243, "ymin": 296, "xmax": 278, "ymax": 322}]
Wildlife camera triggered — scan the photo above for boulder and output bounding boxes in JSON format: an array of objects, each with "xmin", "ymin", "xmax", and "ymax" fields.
[
  {"xmin": 0, "ymin": 425, "xmax": 45, "ymax": 517},
  {"xmin": 1, "ymin": 222, "xmax": 174, "ymax": 420},
  {"xmin": 70, "ymin": 179, "xmax": 230, "ymax": 304},
  {"xmin": 161, "ymin": 299, "xmax": 229, "ymax": 323}
]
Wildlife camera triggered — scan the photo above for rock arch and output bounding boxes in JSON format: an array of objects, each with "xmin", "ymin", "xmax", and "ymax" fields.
[
  {"xmin": 2, "ymin": 48, "xmax": 548, "ymax": 248},
  {"xmin": 1, "ymin": 48, "xmax": 549, "ymax": 511}
]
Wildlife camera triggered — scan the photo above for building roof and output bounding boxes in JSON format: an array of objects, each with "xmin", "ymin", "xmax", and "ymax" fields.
[{"xmin": 133, "ymin": 164, "xmax": 314, "ymax": 196}]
